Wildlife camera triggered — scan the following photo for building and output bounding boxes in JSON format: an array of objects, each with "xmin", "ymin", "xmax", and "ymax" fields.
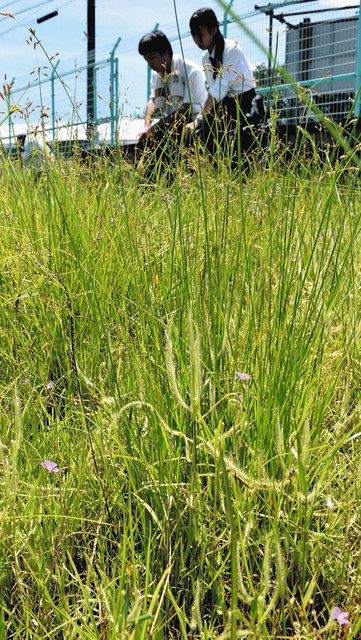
[{"xmin": 284, "ymin": 16, "xmax": 358, "ymax": 122}]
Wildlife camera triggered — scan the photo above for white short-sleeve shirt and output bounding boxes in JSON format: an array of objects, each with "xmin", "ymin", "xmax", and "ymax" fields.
[
  {"xmin": 150, "ymin": 53, "xmax": 207, "ymax": 116},
  {"xmin": 21, "ymin": 135, "xmax": 53, "ymax": 170},
  {"xmin": 203, "ymin": 39, "xmax": 256, "ymax": 103}
]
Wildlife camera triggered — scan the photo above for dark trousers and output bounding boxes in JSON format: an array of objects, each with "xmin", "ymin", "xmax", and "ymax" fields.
[
  {"xmin": 201, "ymin": 88, "xmax": 265, "ymax": 167},
  {"xmin": 136, "ymin": 106, "xmax": 193, "ymax": 179}
]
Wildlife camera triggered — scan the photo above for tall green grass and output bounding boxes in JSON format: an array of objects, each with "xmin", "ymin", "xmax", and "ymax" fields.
[{"xmin": 0, "ymin": 142, "xmax": 360, "ymax": 638}]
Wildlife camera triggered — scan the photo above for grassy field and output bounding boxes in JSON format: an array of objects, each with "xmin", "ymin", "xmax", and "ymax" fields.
[{"xmin": 0, "ymin": 142, "xmax": 360, "ymax": 638}]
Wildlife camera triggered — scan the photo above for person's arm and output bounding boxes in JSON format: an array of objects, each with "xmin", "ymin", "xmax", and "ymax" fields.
[
  {"xmin": 139, "ymin": 68, "xmax": 157, "ymax": 137},
  {"xmin": 196, "ymin": 93, "xmax": 216, "ymax": 121},
  {"xmin": 186, "ymin": 93, "xmax": 217, "ymax": 131},
  {"xmin": 139, "ymin": 97, "xmax": 155, "ymax": 136},
  {"xmin": 186, "ymin": 67, "xmax": 207, "ymax": 115}
]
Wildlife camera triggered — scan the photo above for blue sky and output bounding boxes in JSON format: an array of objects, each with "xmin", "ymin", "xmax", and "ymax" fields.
[{"xmin": 0, "ymin": 0, "xmax": 354, "ymax": 119}]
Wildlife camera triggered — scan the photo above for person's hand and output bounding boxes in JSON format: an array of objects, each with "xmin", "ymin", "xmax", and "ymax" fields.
[
  {"xmin": 139, "ymin": 122, "xmax": 151, "ymax": 140},
  {"xmin": 183, "ymin": 121, "xmax": 197, "ymax": 145},
  {"xmin": 186, "ymin": 114, "xmax": 204, "ymax": 133},
  {"xmin": 185, "ymin": 121, "xmax": 196, "ymax": 133}
]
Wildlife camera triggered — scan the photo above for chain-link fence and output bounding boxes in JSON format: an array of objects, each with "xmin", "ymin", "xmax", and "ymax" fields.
[
  {"xmin": 1, "ymin": 1, "xmax": 360, "ymax": 149},
  {"xmin": 147, "ymin": 0, "xmax": 360, "ymax": 124},
  {"xmin": 2, "ymin": 38, "xmax": 121, "ymax": 149}
]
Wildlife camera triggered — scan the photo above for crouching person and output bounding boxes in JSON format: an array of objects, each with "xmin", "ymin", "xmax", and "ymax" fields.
[
  {"xmin": 136, "ymin": 30, "xmax": 206, "ymax": 180},
  {"xmin": 16, "ymin": 132, "xmax": 54, "ymax": 176},
  {"xmin": 188, "ymin": 8, "xmax": 265, "ymax": 170}
]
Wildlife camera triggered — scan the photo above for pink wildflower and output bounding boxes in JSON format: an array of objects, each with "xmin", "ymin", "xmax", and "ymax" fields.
[
  {"xmin": 41, "ymin": 459, "xmax": 59, "ymax": 473},
  {"xmin": 235, "ymin": 372, "xmax": 252, "ymax": 381},
  {"xmin": 331, "ymin": 607, "xmax": 350, "ymax": 626}
]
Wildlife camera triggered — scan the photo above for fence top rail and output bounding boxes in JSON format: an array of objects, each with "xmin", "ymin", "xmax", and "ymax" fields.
[
  {"xmin": 166, "ymin": 3, "xmax": 358, "ymax": 45},
  {"xmin": 258, "ymin": 71, "xmax": 355, "ymax": 93}
]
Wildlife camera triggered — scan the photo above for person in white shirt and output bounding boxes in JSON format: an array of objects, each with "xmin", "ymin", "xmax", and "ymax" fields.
[
  {"xmin": 188, "ymin": 8, "xmax": 265, "ymax": 166},
  {"xmin": 139, "ymin": 30, "xmax": 206, "ymax": 132},
  {"xmin": 17, "ymin": 133, "xmax": 54, "ymax": 173},
  {"xmin": 137, "ymin": 30, "xmax": 207, "ymax": 178}
]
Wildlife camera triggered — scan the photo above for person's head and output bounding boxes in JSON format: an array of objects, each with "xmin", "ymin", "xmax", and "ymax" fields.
[
  {"xmin": 16, "ymin": 134, "xmax": 26, "ymax": 151},
  {"xmin": 189, "ymin": 8, "xmax": 220, "ymax": 51},
  {"xmin": 138, "ymin": 30, "xmax": 173, "ymax": 74}
]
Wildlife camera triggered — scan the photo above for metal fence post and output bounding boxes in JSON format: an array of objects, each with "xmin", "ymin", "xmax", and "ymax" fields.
[
  {"xmin": 51, "ymin": 60, "xmax": 60, "ymax": 141},
  {"xmin": 355, "ymin": 8, "xmax": 361, "ymax": 117},
  {"xmin": 147, "ymin": 23, "xmax": 159, "ymax": 101},
  {"xmin": 110, "ymin": 37, "xmax": 121, "ymax": 146},
  {"xmin": 93, "ymin": 61, "xmax": 98, "ymax": 142},
  {"xmin": 114, "ymin": 57, "xmax": 119, "ymax": 143},
  {"xmin": 8, "ymin": 90, "xmax": 12, "ymax": 147},
  {"xmin": 7, "ymin": 77, "xmax": 15, "ymax": 148},
  {"xmin": 223, "ymin": 0, "xmax": 234, "ymax": 38}
]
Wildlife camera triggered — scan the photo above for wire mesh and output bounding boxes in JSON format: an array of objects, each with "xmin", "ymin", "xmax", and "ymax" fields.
[
  {"xmin": 1, "ymin": 0, "xmax": 360, "ymax": 148},
  {"xmin": 142, "ymin": 0, "xmax": 359, "ymax": 125},
  {"xmin": 3, "ymin": 52, "xmax": 113, "ymax": 146}
]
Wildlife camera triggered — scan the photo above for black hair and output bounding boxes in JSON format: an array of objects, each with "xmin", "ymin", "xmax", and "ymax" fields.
[
  {"xmin": 16, "ymin": 134, "xmax": 26, "ymax": 153},
  {"xmin": 189, "ymin": 7, "xmax": 219, "ymax": 37},
  {"xmin": 189, "ymin": 8, "xmax": 224, "ymax": 76},
  {"xmin": 138, "ymin": 30, "xmax": 173, "ymax": 57}
]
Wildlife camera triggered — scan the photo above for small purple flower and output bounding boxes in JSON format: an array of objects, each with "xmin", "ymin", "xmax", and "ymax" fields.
[
  {"xmin": 46, "ymin": 380, "xmax": 54, "ymax": 390},
  {"xmin": 24, "ymin": 378, "xmax": 29, "ymax": 385},
  {"xmin": 236, "ymin": 372, "xmax": 252, "ymax": 381},
  {"xmin": 326, "ymin": 497, "xmax": 334, "ymax": 509},
  {"xmin": 331, "ymin": 607, "xmax": 350, "ymax": 626},
  {"xmin": 41, "ymin": 459, "xmax": 59, "ymax": 473}
]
